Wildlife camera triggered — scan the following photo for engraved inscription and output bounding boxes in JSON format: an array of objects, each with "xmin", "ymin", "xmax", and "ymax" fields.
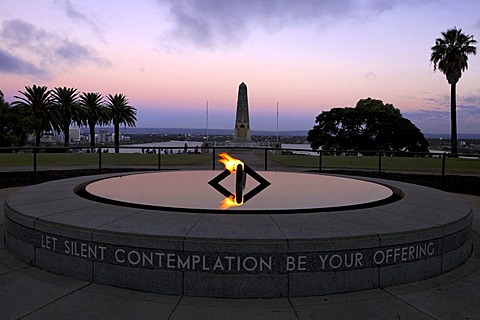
[{"xmin": 37, "ymin": 233, "xmax": 438, "ymax": 273}]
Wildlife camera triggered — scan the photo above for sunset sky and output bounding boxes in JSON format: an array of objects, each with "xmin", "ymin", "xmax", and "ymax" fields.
[{"xmin": 1, "ymin": 0, "xmax": 479, "ymax": 134}]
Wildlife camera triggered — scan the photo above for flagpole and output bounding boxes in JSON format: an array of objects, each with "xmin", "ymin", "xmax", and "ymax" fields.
[
  {"xmin": 276, "ymin": 102, "xmax": 279, "ymax": 142},
  {"xmin": 206, "ymin": 100, "xmax": 209, "ymax": 141}
]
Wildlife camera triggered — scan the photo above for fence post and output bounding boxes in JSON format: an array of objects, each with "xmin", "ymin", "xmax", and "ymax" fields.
[
  {"xmin": 98, "ymin": 149, "xmax": 102, "ymax": 173},
  {"xmin": 318, "ymin": 150, "xmax": 323, "ymax": 173},
  {"xmin": 158, "ymin": 148, "xmax": 161, "ymax": 170},
  {"xmin": 378, "ymin": 152, "xmax": 382, "ymax": 177},
  {"xmin": 212, "ymin": 147, "xmax": 216, "ymax": 170},
  {"xmin": 33, "ymin": 147, "xmax": 37, "ymax": 184},
  {"xmin": 264, "ymin": 148, "xmax": 268, "ymax": 171},
  {"xmin": 441, "ymin": 152, "xmax": 446, "ymax": 182}
]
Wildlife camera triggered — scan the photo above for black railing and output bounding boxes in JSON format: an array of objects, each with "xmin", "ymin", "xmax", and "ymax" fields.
[{"xmin": 1, "ymin": 146, "xmax": 479, "ymax": 185}]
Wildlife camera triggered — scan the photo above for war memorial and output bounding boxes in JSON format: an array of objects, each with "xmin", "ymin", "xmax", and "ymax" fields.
[
  {"xmin": 3, "ymin": 83, "xmax": 473, "ymax": 298},
  {"xmin": 233, "ymin": 82, "xmax": 252, "ymax": 143}
]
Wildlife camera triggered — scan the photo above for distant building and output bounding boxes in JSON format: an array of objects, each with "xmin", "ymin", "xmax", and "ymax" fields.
[
  {"xmin": 69, "ymin": 127, "xmax": 81, "ymax": 143},
  {"xmin": 99, "ymin": 130, "xmax": 111, "ymax": 142}
]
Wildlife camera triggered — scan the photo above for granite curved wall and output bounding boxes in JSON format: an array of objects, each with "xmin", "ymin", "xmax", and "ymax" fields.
[{"xmin": 4, "ymin": 173, "xmax": 472, "ymax": 298}]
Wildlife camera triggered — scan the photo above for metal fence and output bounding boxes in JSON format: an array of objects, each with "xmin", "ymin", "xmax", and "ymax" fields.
[{"xmin": 1, "ymin": 145, "xmax": 479, "ymax": 181}]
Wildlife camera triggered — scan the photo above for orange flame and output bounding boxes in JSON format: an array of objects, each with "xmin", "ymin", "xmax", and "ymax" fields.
[
  {"xmin": 218, "ymin": 152, "xmax": 244, "ymax": 173},
  {"xmin": 219, "ymin": 195, "xmax": 244, "ymax": 210}
]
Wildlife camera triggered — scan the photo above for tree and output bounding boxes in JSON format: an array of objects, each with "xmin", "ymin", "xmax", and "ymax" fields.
[
  {"xmin": 52, "ymin": 87, "xmax": 84, "ymax": 148},
  {"xmin": 307, "ymin": 98, "xmax": 429, "ymax": 153},
  {"xmin": 0, "ymin": 90, "xmax": 31, "ymax": 148},
  {"xmin": 430, "ymin": 27, "xmax": 477, "ymax": 155},
  {"xmin": 0, "ymin": 90, "xmax": 14, "ymax": 148},
  {"xmin": 12, "ymin": 85, "xmax": 60, "ymax": 147},
  {"xmin": 105, "ymin": 94, "xmax": 137, "ymax": 153},
  {"xmin": 79, "ymin": 92, "xmax": 106, "ymax": 148}
]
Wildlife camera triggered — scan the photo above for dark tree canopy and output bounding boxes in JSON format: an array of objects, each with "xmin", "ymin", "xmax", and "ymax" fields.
[
  {"xmin": 80, "ymin": 92, "xmax": 108, "ymax": 148},
  {"xmin": 105, "ymin": 93, "xmax": 137, "ymax": 153},
  {"xmin": 0, "ymin": 90, "xmax": 32, "ymax": 148},
  {"xmin": 1, "ymin": 85, "xmax": 138, "ymax": 149},
  {"xmin": 430, "ymin": 27, "xmax": 477, "ymax": 85},
  {"xmin": 430, "ymin": 27, "xmax": 477, "ymax": 155},
  {"xmin": 52, "ymin": 87, "xmax": 84, "ymax": 147},
  {"xmin": 12, "ymin": 85, "xmax": 61, "ymax": 147},
  {"xmin": 307, "ymin": 98, "xmax": 429, "ymax": 153}
]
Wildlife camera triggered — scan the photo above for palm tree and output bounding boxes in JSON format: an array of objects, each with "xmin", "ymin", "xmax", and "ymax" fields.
[
  {"xmin": 430, "ymin": 27, "xmax": 477, "ymax": 155},
  {"xmin": 52, "ymin": 87, "xmax": 84, "ymax": 148},
  {"xmin": 79, "ymin": 92, "xmax": 106, "ymax": 148},
  {"xmin": 105, "ymin": 94, "xmax": 137, "ymax": 153},
  {"xmin": 12, "ymin": 85, "xmax": 60, "ymax": 147}
]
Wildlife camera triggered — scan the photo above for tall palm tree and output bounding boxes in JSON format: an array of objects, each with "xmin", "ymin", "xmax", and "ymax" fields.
[
  {"xmin": 430, "ymin": 27, "xmax": 477, "ymax": 155},
  {"xmin": 79, "ymin": 92, "xmax": 106, "ymax": 148},
  {"xmin": 52, "ymin": 87, "xmax": 84, "ymax": 148},
  {"xmin": 12, "ymin": 85, "xmax": 60, "ymax": 147},
  {"xmin": 105, "ymin": 94, "xmax": 137, "ymax": 153}
]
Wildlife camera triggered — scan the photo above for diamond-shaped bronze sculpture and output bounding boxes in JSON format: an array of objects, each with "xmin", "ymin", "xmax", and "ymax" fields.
[{"xmin": 208, "ymin": 163, "xmax": 270, "ymax": 207}]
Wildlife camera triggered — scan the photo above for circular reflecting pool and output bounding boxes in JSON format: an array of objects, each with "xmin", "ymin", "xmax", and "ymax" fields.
[{"xmin": 79, "ymin": 171, "xmax": 398, "ymax": 213}]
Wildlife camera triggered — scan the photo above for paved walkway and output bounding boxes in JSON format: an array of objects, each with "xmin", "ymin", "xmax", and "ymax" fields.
[{"xmin": 1, "ymin": 187, "xmax": 480, "ymax": 319}]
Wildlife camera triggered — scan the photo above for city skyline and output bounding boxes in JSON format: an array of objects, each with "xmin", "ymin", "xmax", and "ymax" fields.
[{"xmin": 1, "ymin": 0, "xmax": 479, "ymax": 134}]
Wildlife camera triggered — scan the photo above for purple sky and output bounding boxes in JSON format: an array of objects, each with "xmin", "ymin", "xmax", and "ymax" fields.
[{"xmin": 1, "ymin": 0, "xmax": 479, "ymax": 134}]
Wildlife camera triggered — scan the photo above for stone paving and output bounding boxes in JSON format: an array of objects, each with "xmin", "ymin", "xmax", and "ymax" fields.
[{"xmin": 1, "ymin": 187, "xmax": 480, "ymax": 319}]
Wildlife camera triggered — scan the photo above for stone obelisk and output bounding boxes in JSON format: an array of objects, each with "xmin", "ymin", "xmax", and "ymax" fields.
[{"xmin": 233, "ymin": 82, "xmax": 252, "ymax": 142}]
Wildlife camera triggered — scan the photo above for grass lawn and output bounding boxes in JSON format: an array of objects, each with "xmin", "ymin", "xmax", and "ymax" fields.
[
  {"xmin": 268, "ymin": 154, "xmax": 480, "ymax": 175},
  {"xmin": 0, "ymin": 152, "xmax": 212, "ymax": 167},
  {"xmin": 1, "ymin": 152, "xmax": 478, "ymax": 175}
]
